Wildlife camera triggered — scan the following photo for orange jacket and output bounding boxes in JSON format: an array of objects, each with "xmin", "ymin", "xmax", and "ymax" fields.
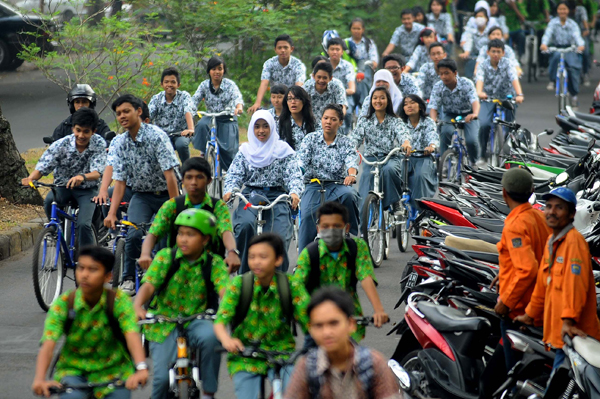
[
  {"xmin": 525, "ymin": 225, "xmax": 600, "ymax": 349},
  {"xmin": 497, "ymin": 203, "xmax": 551, "ymax": 318}
]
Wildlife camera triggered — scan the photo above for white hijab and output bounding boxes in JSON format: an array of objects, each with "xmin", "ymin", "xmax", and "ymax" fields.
[
  {"xmin": 369, "ymin": 69, "xmax": 403, "ymax": 112},
  {"xmin": 474, "ymin": 0, "xmax": 490, "ymax": 17},
  {"xmin": 239, "ymin": 110, "xmax": 295, "ymax": 169}
]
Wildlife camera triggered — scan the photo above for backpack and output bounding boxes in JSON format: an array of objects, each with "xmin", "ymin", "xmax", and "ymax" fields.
[
  {"xmin": 64, "ymin": 289, "xmax": 128, "ymax": 352},
  {"xmin": 148, "ymin": 246, "xmax": 219, "ymax": 312},
  {"xmin": 170, "ymin": 194, "xmax": 225, "ymax": 256},
  {"xmin": 304, "ymin": 238, "xmax": 358, "ymax": 295},
  {"xmin": 305, "ymin": 344, "xmax": 375, "ymax": 399},
  {"xmin": 231, "ymin": 271, "xmax": 293, "ymax": 333}
]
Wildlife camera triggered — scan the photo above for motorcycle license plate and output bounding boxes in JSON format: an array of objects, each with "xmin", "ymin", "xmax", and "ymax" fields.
[{"xmin": 406, "ymin": 272, "xmax": 419, "ymax": 289}]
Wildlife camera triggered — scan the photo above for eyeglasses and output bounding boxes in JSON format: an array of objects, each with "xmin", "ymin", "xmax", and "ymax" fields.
[
  {"xmin": 386, "ymin": 66, "xmax": 402, "ymax": 71},
  {"xmin": 287, "ymin": 97, "xmax": 302, "ymax": 103}
]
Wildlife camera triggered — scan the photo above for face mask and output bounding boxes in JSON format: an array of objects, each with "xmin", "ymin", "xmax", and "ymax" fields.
[
  {"xmin": 475, "ymin": 17, "xmax": 487, "ymax": 28},
  {"xmin": 319, "ymin": 228, "xmax": 345, "ymax": 248}
]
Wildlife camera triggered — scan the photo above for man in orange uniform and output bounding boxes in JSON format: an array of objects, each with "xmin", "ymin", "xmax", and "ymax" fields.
[
  {"xmin": 495, "ymin": 168, "xmax": 552, "ymax": 369},
  {"xmin": 516, "ymin": 187, "xmax": 600, "ymax": 373}
]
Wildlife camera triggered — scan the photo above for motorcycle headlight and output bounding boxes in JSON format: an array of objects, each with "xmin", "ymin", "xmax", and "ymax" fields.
[{"xmin": 388, "ymin": 360, "xmax": 412, "ymax": 390}]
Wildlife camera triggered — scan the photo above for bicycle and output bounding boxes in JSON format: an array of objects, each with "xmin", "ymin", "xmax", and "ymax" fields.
[
  {"xmin": 523, "ymin": 21, "xmax": 541, "ymax": 83},
  {"xmin": 359, "ymin": 148, "xmax": 404, "ymax": 267},
  {"xmin": 46, "ymin": 379, "xmax": 125, "ymax": 398},
  {"xmin": 197, "ymin": 109, "xmax": 235, "ymax": 199},
  {"xmin": 438, "ymin": 117, "xmax": 469, "ymax": 184},
  {"xmin": 29, "ymin": 181, "xmax": 98, "ymax": 312},
  {"xmin": 229, "ymin": 191, "xmax": 292, "ymax": 236},
  {"xmin": 139, "ymin": 311, "xmax": 217, "ymax": 399},
  {"xmin": 481, "ymin": 96, "xmax": 516, "ymax": 167},
  {"xmin": 545, "ymin": 45, "xmax": 579, "ymax": 112}
]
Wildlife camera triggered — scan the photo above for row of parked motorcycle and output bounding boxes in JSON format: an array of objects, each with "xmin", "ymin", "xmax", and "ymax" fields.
[{"xmin": 386, "ymin": 106, "xmax": 600, "ymax": 398}]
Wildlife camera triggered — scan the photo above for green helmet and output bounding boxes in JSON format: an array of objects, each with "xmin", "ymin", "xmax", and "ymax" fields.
[{"xmin": 174, "ymin": 208, "xmax": 217, "ymax": 236}]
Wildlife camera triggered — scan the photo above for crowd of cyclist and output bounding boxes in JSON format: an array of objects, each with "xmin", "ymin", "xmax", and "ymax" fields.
[{"xmin": 22, "ymin": 0, "xmax": 600, "ymax": 398}]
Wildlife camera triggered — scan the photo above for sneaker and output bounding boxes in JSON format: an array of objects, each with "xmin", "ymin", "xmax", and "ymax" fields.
[
  {"xmin": 119, "ymin": 279, "xmax": 135, "ymax": 295},
  {"xmin": 475, "ymin": 158, "xmax": 488, "ymax": 168},
  {"xmin": 546, "ymin": 82, "xmax": 555, "ymax": 91},
  {"xmin": 571, "ymin": 96, "xmax": 579, "ymax": 109},
  {"xmin": 584, "ymin": 74, "xmax": 591, "ymax": 87}
]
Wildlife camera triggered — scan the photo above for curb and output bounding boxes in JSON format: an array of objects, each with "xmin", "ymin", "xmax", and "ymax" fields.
[{"xmin": 0, "ymin": 218, "xmax": 46, "ymax": 261}]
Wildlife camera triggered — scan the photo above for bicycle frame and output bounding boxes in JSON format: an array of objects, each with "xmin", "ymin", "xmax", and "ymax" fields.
[
  {"xmin": 556, "ymin": 52, "xmax": 569, "ymax": 101},
  {"xmin": 448, "ymin": 122, "xmax": 467, "ymax": 182},
  {"xmin": 232, "ymin": 192, "xmax": 291, "ymax": 235},
  {"xmin": 44, "ymin": 201, "xmax": 78, "ymax": 270},
  {"xmin": 207, "ymin": 115, "xmax": 221, "ymax": 180}
]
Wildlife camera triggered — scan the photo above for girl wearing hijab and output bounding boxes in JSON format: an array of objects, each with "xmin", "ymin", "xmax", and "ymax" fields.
[
  {"xmin": 223, "ymin": 110, "xmax": 303, "ymax": 273},
  {"xmin": 350, "ymin": 87, "xmax": 406, "ymax": 213},
  {"xmin": 359, "ymin": 69, "xmax": 403, "ymax": 117}
]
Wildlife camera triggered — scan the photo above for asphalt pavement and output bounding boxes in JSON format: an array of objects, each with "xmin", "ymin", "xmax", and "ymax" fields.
[{"xmin": 1, "ymin": 56, "xmax": 600, "ymax": 398}]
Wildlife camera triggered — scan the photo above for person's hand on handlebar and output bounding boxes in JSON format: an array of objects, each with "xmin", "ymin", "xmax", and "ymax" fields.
[
  {"xmin": 540, "ymin": 44, "xmax": 548, "ymax": 52},
  {"xmin": 235, "ymin": 105, "xmax": 244, "ymax": 116},
  {"xmin": 401, "ymin": 140, "xmax": 412, "ymax": 155},
  {"xmin": 577, "ymin": 45, "xmax": 585, "ymax": 53},
  {"xmin": 465, "ymin": 113, "xmax": 478, "ymax": 123},
  {"xmin": 373, "ymin": 310, "xmax": 389, "ymax": 328},
  {"xmin": 291, "ymin": 193, "xmax": 300, "ymax": 210},
  {"xmin": 66, "ymin": 175, "xmax": 85, "ymax": 189},
  {"xmin": 181, "ymin": 129, "xmax": 194, "ymax": 138},
  {"xmin": 104, "ymin": 213, "xmax": 118, "ymax": 230},
  {"xmin": 32, "ymin": 379, "xmax": 62, "ymax": 398},
  {"xmin": 223, "ymin": 192, "xmax": 232, "ymax": 202},
  {"xmin": 21, "ymin": 177, "xmax": 34, "ymax": 187},
  {"xmin": 93, "ymin": 189, "xmax": 110, "ymax": 205},
  {"xmin": 424, "ymin": 144, "xmax": 436, "ymax": 155},
  {"xmin": 221, "ymin": 336, "xmax": 245, "ymax": 354},
  {"xmin": 126, "ymin": 369, "xmax": 149, "ymax": 390},
  {"xmin": 478, "ymin": 91, "xmax": 488, "ymax": 100}
]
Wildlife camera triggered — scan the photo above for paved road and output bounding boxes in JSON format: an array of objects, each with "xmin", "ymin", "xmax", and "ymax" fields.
[{"xmin": 1, "ymin": 57, "xmax": 600, "ymax": 398}]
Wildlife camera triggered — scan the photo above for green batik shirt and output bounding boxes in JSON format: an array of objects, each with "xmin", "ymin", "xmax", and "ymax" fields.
[
  {"xmin": 293, "ymin": 237, "xmax": 377, "ymax": 342},
  {"xmin": 41, "ymin": 289, "xmax": 137, "ymax": 399},
  {"xmin": 142, "ymin": 247, "xmax": 229, "ymax": 343},
  {"xmin": 148, "ymin": 194, "xmax": 232, "ymax": 251},
  {"xmin": 215, "ymin": 273, "xmax": 310, "ymax": 376},
  {"xmin": 500, "ymin": 1, "xmax": 529, "ymax": 32}
]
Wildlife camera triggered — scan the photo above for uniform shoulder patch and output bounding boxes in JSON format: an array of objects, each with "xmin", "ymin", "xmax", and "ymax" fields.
[
  {"xmin": 571, "ymin": 264, "xmax": 581, "ymax": 275},
  {"xmin": 512, "ymin": 238, "xmax": 522, "ymax": 248}
]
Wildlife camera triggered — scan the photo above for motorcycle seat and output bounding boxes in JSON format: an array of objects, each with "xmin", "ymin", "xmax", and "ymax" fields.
[
  {"xmin": 420, "ymin": 197, "xmax": 461, "ymax": 211},
  {"xmin": 464, "ymin": 216, "xmax": 504, "ymax": 233},
  {"xmin": 416, "ymin": 301, "xmax": 491, "ymax": 332},
  {"xmin": 574, "ymin": 111, "xmax": 600, "ymax": 124},
  {"xmin": 572, "ymin": 336, "xmax": 600, "ymax": 368}
]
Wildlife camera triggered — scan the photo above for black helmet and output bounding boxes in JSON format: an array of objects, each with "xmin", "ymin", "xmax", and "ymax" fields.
[{"xmin": 67, "ymin": 84, "xmax": 97, "ymax": 114}]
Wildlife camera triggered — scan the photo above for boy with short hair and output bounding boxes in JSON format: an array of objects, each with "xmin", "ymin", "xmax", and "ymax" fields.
[
  {"xmin": 429, "ymin": 58, "xmax": 481, "ymax": 165},
  {"xmin": 248, "ymin": 34, "xmax": 307, "ymax": 115},
  {"xmin": 417, "ymin": 42, "xmax": 447, "ymax": 102},
  {"xmin": 294, "ymin": 202, "xmax": 388, "ymax": 343},
  {"xmin": 327, "ymin": 37, "xmax": 357, "ymax": 133},
  {"xmin": 476, "ymin": 39, "xmax": 524, "ymax": 163},
  {"xmin": 32, "ymin": 246, "xmax": 148, "ymax": 399},
  {"xmin": 148, "ymin": 67, "xmax": 196, "ymax": 163},
  {"xmin": 382, "ymin": 9, "xmax": 426, "ymax": 58},
  {"xmin": 138, "ymin": 157, "xmax": 241, "ymax": 273},
  {"xmin": 284, "ymin": 287, "xmax": 401, "ymax": 399},
  {"xmin": 214, "ymin": 233, "xmax": 310, "ymax": 399},
  {"xmin": 303, "ymin": 62, "xmax": 348, "ymax": 124},
  {"xmin": 134, "ymin": 208, "xmax": 229, "ymax": 399},
  {"xmin": 269, "ymin": 84, "xmax": 288, "ymax": 130},
  {"xmin": 22, "ymin": 107, "xmax": 107, "ymax": 248}
]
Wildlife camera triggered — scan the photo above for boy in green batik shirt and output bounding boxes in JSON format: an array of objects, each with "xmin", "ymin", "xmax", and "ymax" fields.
[
  {"xmin": 32, "ymin": 246, "xmax": 148, "ymax": 399},
  {"xmin": 214, "ymin": 233, "xmax": 310, "ymax": 399}
]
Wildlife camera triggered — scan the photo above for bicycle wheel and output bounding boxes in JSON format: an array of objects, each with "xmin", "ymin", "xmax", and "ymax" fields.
[
  {"xmin": 112, "ymin": 239, "xmax": 125, "ymax": 288},
  {"xmin": 205, "ymin": 146, "xmax": 220, "ymax": 198},
  {"xmin": 383, "ymin": 211, "xmax": 391, "ymax": 260},
  {"xmin": 491, "ymin": 123, "xmax": 504, "ymax": 167},
  {"xmin": 438, "ymin": 149, "xmax": 462, "ymax": 184},
  {"xmin": 360, "ymin": 193, "xmax": 384, "ymax": 268},
  {"xmin": 32, "ymin": 227, "xmax": 65, "ymax": 311},
  {"xmin": 558, "ymin": 73, "xmax": 568, "ymax": 112},
  {"xmin": 395, "ymin": 210, "xmax": 410, "ymax": 253},
  {"xmin": 178, "ymin": 380, "xmax": 190, "ymax": 399}
]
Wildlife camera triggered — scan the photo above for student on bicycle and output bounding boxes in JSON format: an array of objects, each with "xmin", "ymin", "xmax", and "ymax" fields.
[
  {"xmin": 248, "ymin": 34, "xmax": 307, "ymax": 115},
  {"xmin": 350, "ymin": 87, "xmax": 405, "ymax": 213},
  {"xmin": 346, "ymin": 18, "xmax": 379, "ymax": 107},
  {"xmin": 427, "ymin": 0, "xmax": 455, "ymax": 51},
  {"xmin": 51, "ymin": 84, "xmax": 111, "ymax": 143},
  {"xmin": 327, "ymin": 37, "xmax": 357, "ymax": 134},
  {"xmin": 148, "ymin": 67, "xmax": 195, "ymax": 163},
  {"xmin": 104, "ymin": 95, "xmax": 180, "ymax": 295},
  {"xmin": 192, "ymin": 56, "xmax": 244, "ymax": 172},
  {"xmin": 474, "ymin": 26, "xmax": 522, "ymax": 76},
  {"xmin": 268, "ymin": 84, "xmax": 288, "ymax": 131},
  {"xmin": 138, "ymin": 157, "xmax": 241, "ymax": 273},
  {"xmin": 498, "ymin": 0, "xmax": 528, "ymax": 58},
  {"xmin": 429, "ymin": 58, "xmax": 480, "ymax": 165},
  {"xmin": 574, "ymin": 0, "xmax": 592, "ymax": 86},
  {"xmin": 284, "ymin": 287, "xmax": 400, "ymax": 399},
  {"xmin": 398, "ymin": 95, "xmax": 439, "ymax": 212},
  {"xmin": 279, "ymin": 86, "xmax": 317, "ymax": 150},
  {"xmin": 32, "ymin": 246, "xmax": 148, "ymax": 399},
  {"xmin": 134, "ymin": 209, "xmax": 229, "ymax": 399},
  {"xmin": 541, "ymin": 1, "xmax": 586, "ymax": 108},
  {"xmin": 489, "ymin": 0, "xmax": 510, "ymax": 40},
  {"xmin": 297, "ymin": 104, "xmax": 360, "ymax": 252},
  {"xmin": 383, "ymin": 9, "xmax": 426, "ymax": 58},
  {"xmin": 22, "ymin": 108, "xmax": 107, "ymax": 249},
  {"xmin": 303, "ymin": 61, "xmax": 348, "ymax": 125},
  {"xmin": 414, "ymin": 6, "xmax": 428, "ymax": 27},
  {"xmin": 214, "ymin": 233, "xmax": 310, "ymax": 399},
  {"xmin": 417, "ymin": 42, "xmax": 446, "ymax": 103},
  {"xmin": 460, "ymin": 6, "xmax": 500, "ymax": 79},
  {"xmin": 381, "ymin": 54, "xmax": 422, "ymax": 98},
  {"xmin": 476, "ymin": 39, "xmax": 524, "ymax": 163},
  {"xmin": 359, "ymin": 69, "xmax": 403, "ymax": 117},
  {"xmin": 404, "ymin": 28, "xmax": 438, "ymax": 73},
  {"xmin": 223, "ymin": 110, "xmax": 303, "ymax": 273}
]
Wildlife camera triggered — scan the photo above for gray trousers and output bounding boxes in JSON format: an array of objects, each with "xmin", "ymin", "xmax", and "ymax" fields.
[
  {"xmin": 193, "ymin": 115, "xmax": 239, "ymax": 171},
  {"xmin": 358, "ymin": 155, "xmax": 403, "ymax": 210}
]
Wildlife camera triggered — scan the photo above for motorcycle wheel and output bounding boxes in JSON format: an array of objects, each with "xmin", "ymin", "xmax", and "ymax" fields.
[{"xmin": 401, "ymin": 350, "xmax": 433, "ymax": 398}]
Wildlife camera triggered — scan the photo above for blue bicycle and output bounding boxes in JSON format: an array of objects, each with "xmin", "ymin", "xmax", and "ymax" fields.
[
  {"xmin": 438, "ymin": 117, "xmax": 468, "ymax": 184},
  {"xmin": 482, "ymin": 96, "xmax": 516, "ymax": 167},
  {"xmin": 546, "ymin": 45, "xmax": 578, "ymax": 112},
  {"xmin": 30, "ymin": 182, "xmax": 97, "ymax": 311},
  {"xmin": 198, "ymin": 109, "xmax": 235, "ymax": 199}
]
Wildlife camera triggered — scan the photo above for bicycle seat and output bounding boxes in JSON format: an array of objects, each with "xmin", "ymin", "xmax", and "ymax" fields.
[
  {"xmin": 416, "ymin": 301, "xmax": 491, "ymax": 332},
  {"xmin": 464, "ymin": 216, "xmax": 504, "ymax": 233}
]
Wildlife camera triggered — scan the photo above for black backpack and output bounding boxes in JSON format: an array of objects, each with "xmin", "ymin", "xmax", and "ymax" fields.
[
  {"xmin": 303, "ymin": 238, "xmax": 358, "ymax": 294},
  {"xmin": 231, "ymin": 271, "xmax": 293, "ymax": 332},
  {"xmin": 170, "ymin": 194, "xmax": 225, "ymax": 256},
  {"xmin": 148, "ymin": 246, "xmax": 219, "ymax": 312}
]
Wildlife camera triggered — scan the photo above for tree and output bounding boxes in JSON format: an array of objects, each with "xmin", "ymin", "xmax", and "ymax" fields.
[{"xmin": 0, "ymin": 105, "xmax": 43, "ymax": 205}]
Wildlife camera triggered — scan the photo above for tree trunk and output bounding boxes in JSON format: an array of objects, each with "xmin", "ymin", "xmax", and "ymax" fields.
[{"xmin": 0, "ymin": 105, "xmax": 43, "ymax": 205}]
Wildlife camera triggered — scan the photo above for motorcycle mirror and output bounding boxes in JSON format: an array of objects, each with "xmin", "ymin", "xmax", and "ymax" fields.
[
  {"xmin": 502, "ymin": 100, "xmax": 515, "ymax": 111},
  {"xmin": 105, "ymin": 131, "xmax": 116, "ymax": 142},
  {"xmin": 555, "ymin": 172, "xmax": 569, "ymax": 185},
  {"xmin": 546, "ymin": 129, "xmax": 554, "ymax": 136},
  {"xmin": 589, "ymin": 139, "xmax": 596, "ymax": 151},
  {"xmin": 387, "ymin": 360, "xmax": 412, "ymax": 391},
  {"xmin": 528, "ymin": 193, "xmax": 537, "ymax": 205},
  {"xmin": 43, "ymin": 136, "xmax": 54, "ymax": 144}
]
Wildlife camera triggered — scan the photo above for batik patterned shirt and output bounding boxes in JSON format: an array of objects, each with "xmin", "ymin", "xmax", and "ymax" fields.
[
  {"xmin": 260, "ymin": 55, "xmax": 307, "ymax": 87},
  {"xmin": 399, "ymin": 73, "xmax": 422, "ymax": 97},
  {"xmin": 407, "ymin": 45, "xmax": 430, "ymax": 71},
  {"xmin": 349, "ymin": 114, "xmax": 406, "ymax": 157},
  {"xmin": 476, "ymin": 43, "xmax": 520, "ymax": 68},
  {"xmin": 298, "ymin": 131, "xmax": 359, "ymax": 181},
  {"xmin": 429, "ymin": 77, "xmax": 479, "ymax": 114},
  {"xmin": 475, "ymin": 57, "xmax": 519, "ymax": 99},
  {"xmin": 399, "ymin": 117, "xmax": 440, "ymax": 150},
  {"xmin": 331, "ymin": 58, "xmax": 356, "ymax": 90},
  {"xmin": 389, "ymin": 22, "xmax": 426, "ymax": 57},
  {"xmin": 303, "ymin": 78, "xmax": 348, "ymax": 121},
  {"xmin": 148, "ymin": 90, "xmax": 195, "ymax": 134},
  {"xmin": 417, "ymin": 61, "xmax": 441, "ymax": 100},
  {"xmin": 427, "ymin": 13, "xmax": 453, "ymax": 37},
  {"xmin": 192, "ymin": 78, "xmax": 244, "ymax": 113},
  {"xmin": 344, "ymin": 36, "xmax": 379, "ymax": 63},
  {"xmin": 35, "ymin": 134, "xmax": 107, "ymax": 189},
  {"xmin": 541, "ymin": 17, "xmax": 585, "ymax": 47}
]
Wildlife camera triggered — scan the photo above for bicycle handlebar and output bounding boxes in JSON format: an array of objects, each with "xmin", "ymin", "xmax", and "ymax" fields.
[
  {"xmin": 48, "ymin": 379, "xmax": 124, "ymax": 395},
  {"xmin": 545, "ymin": 45, "xmax": 579, "ymax": 54},
  {"xmin": 138, "ymin": 311, "xmax": 217, "ymax": 325},
  {"xmin": 199, "ymin": 109, "xmax": 235, "ymax": 118},
  {"xmin": 359, "ymin": 147, "xmax": 404, "ymax": 166},
  {"xmin": 303, "ymin": 178, "xmax": 345, "ymax": 185},
  {"xmin": 232, "ymin": 192, "xmax": 291, "ymax": 211}
]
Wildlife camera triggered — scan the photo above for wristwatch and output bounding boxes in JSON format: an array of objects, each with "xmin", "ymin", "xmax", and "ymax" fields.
[
  {"xmin": 226, "ymin": 248, "xmax": 240, "ymax": 257},
  {"xmin": 349, "ymin": 174, "xmax": 357, "ymax": 177},
  {"xmin": 135, "ymin": 361, "xmax": 148, "ymax": 371},
  {"xmin": 79, "ymin": 173, "xmax": 87, "ymax": 181}
]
